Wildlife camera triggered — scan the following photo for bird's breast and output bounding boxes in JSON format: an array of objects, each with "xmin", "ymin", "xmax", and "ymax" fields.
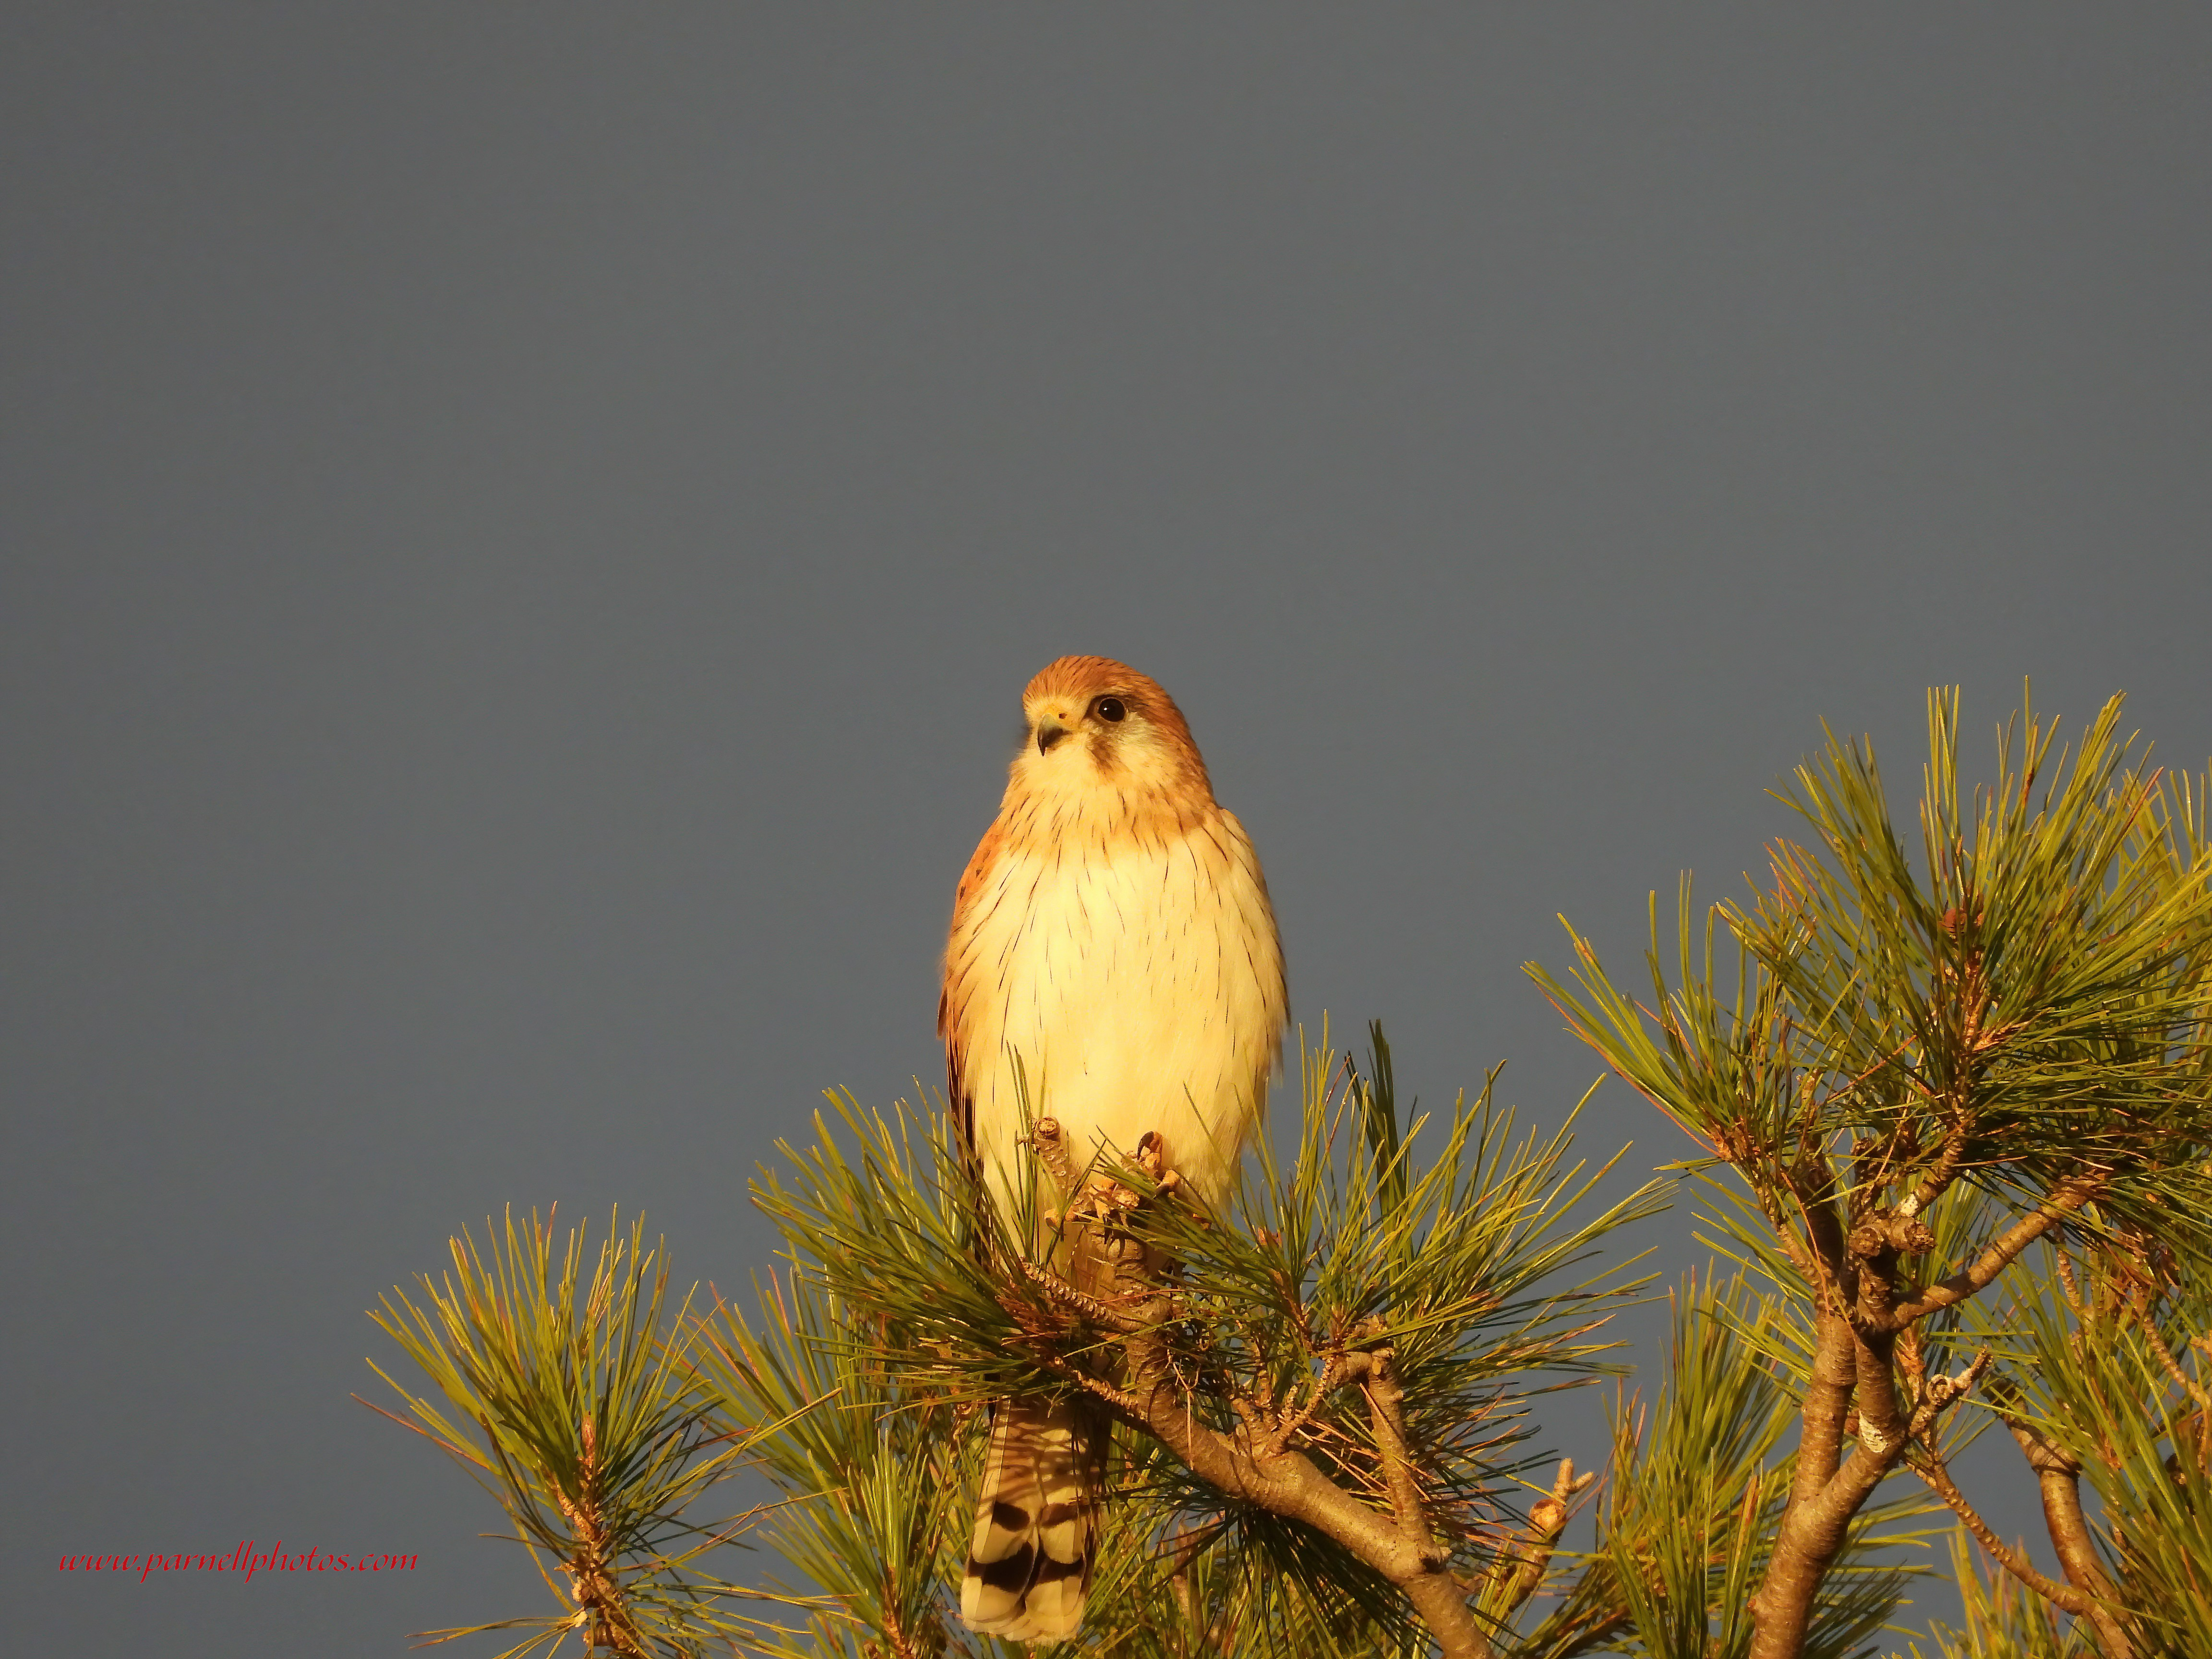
[{"xmin": 947, "ymin": 815, "xmax": 1286, "ymax": 1209}]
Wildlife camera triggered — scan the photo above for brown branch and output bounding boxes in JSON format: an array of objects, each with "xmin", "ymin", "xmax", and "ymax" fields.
[
  {"xmin": 2054, "ymin": 1239, "xmax": 2088, "ymax": 1318},
  {"xmin": 1265, "ymin": 1345, "xmax": 1355, "ymax": 1457},
  {"xmin": 1764, "ymin": 1211, "xmax": 1819, "ymax": 1285},
  {"xmin": 1899, "ymin": 1118, "xmax": 1968, "ymax": 1220},
  {"xmin": 1363, "ymin": 1346, "xmax": 1437, "ymax": 1561},
  {"xmin": 1754, "ymin": 1336, "xmax": 1988, "ymax": 1659},
  {"xmin": 1908, "ymin": 1347, "xmax": 1994, "ymax": 1441},
  {"xmin": 1037, "ymin": 1352, "xmax": 1148, "ymax": 1418},
  {"xmin": 875, "ymin": 1578, "xmax": 934, "ymax": 1659},
  {"xmin": 1015, "ymin": 1254, "xmax": 1145, "ymax": 1334},
  {"xmin": 1985, "ymin": 1380, "xmax": 2133, "ymax": 1659},
  {"xmin": 1846, "ymin": 1319, "xmax": 1985, "ymax": 1493},
  {"xmin": 2129, "ymin": 1300, "xmax": 2212, "ymax": 1417},
  {"xmin": 1847, "ymin": 1324, "xmax": 1909, "ymax": 1462},
  {"xmin": 1023, "ymin": 1140, "xmax": 1498, "ymax": 1658},
  {"xmin": 1755, "ymin": 1308, "xmax": 1997, "ymax": 1658},
  {"xmin": 1096, "ymin": 1245, "xmax": 1495, "ymax": 1659},
  {"xmin": 552, "ymin": 1414, "xmax": 650, "ymax": 1659},
  {"xmin": 1483, "ymin": 1458, "xmax": 1595, "ymax": 1622},
  {"xmin": 1789, "ymin": 1311, "xmax": 1857, "ymax": 1506},
  {"xmin": 1905, "ymin": 1444, "xmax": 2091, "ymax": 1616},
  {"xmin": 1888, "ymin": 1178, "xmax": 2104, "ymax": 1326},
  {"xmin": 1784, "ymin": 1151, "xmax": 1852, "ymax": 1324},
  {"xmin": 1753, "ymin": 1428, "xmax": 1907, "ymax": 1659}
]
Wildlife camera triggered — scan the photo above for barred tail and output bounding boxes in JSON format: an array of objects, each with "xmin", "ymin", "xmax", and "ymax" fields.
[{"xmin": 961, "ymin": 1397, "xmax": 1099, "ymax": 1640}]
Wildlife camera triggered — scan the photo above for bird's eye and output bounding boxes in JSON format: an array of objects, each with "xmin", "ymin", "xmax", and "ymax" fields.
[{"xmin": 1094, "ymin": 697, "xmax": 1128, "ymax": 723}]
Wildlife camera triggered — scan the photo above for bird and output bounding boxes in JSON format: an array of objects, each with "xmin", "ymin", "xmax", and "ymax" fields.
[{"xmin": 940, "ymin": 654, "xmax": 1288, "ymax": 1642}]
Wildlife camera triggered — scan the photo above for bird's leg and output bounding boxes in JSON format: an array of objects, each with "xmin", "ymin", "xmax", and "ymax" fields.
[
  {"xmin": 1064, "ymin": 1173, "xmax": 1141, "ymax": 1299},
  {"xmin": 1062, "ymin": 1130, "xmax": 1195, "ymax": 1300},
  {"xmin": 1028, "ymin": 1116, "xmax": 1082, "ymax": 1239},
  {"xmin": 1027, "ymin": 1116, "xmax": 1125, "ymax": 1293},
  {"xmin": 1042, "ymin": 1129, "xmax": 1192, "ymax": 1297},
  {"xmin": 1030, "ymin": 1116, "xmax": 1081, "ymax": 1199}
]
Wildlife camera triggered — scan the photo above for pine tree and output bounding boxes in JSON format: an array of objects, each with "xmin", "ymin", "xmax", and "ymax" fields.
[
  {"xmin": 369, "ymin": 688, "xmax": 2209, "ymax": 1659},
  {"xmin": 1532, "ymin": 690, "xmax": 2211, "ymax": 1658}
]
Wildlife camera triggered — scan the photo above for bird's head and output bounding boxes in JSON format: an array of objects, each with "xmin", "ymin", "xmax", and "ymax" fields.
[{"xmin": 1010, "ymin": 656, "xmax": 1214, "ymax": 806}]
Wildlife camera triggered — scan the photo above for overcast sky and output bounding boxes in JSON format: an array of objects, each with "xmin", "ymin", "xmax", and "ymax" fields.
[{"xmin": 7, "ymin": 9, "xmax": 2208, "ymax": 1655}]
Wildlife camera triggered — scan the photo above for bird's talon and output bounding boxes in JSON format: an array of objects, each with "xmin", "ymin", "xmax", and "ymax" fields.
[
  {"xmin": 1131, "ymin": 1130, "xmax": 1186, "ymax": 1198},
  {"xmin": 1135, "ymin": 1131, "xmax": 1166, "ymax": 1179}
]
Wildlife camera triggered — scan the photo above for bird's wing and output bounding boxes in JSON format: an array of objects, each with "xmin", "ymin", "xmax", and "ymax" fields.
[{"xmin": 941, "ymin": 811, "xmax": 1016, "ymax": 1167}]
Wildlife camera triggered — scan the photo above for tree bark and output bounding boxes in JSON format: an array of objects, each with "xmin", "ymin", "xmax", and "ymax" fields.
[
  {"xmin": 1748, "ymin": 1177, "xmax": 2106, "ymax": 1658},
  {"xmin": 1109, "ymin": 1279, "xmax": 1496, "ymax": 1659},
  {"xmin": 2006, "ymin": 1415, "xmax": 2131, "ymax": 1659}
]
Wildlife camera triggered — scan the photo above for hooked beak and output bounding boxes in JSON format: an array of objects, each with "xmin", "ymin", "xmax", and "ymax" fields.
[{"xmin": 1036, "ymin": 716, "xmax": 1070, "ymax": 755}]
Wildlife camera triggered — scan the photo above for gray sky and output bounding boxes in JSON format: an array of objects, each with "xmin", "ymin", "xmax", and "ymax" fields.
[{"xmin": 7, "ymin": 9, "xmax": 2208, "ymax": 1654}]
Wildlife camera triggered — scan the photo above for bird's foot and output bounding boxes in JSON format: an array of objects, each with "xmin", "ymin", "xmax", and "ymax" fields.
[
  {"xmin": 1133, "ymin": 1131, "xmax": 1185, "ymax": 1200},
  {"xmin": 1068, "ymin": 1132, "xmax": 1184, "ymax": 1226},
  {"xmin": 1034, "ymin": 1127, "xmax": 1190, "ymax": 1291}
]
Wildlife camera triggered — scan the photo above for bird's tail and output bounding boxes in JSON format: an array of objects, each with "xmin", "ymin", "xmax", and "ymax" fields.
[{"xmin": 961, "ymin": 1396, "xmax": 1102, "ymax": 1641}]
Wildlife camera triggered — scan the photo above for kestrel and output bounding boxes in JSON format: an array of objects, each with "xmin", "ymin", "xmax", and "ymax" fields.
[{"xmin": 940, "ymin": 655, "xmax": 1288, "ymax": 1641}]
